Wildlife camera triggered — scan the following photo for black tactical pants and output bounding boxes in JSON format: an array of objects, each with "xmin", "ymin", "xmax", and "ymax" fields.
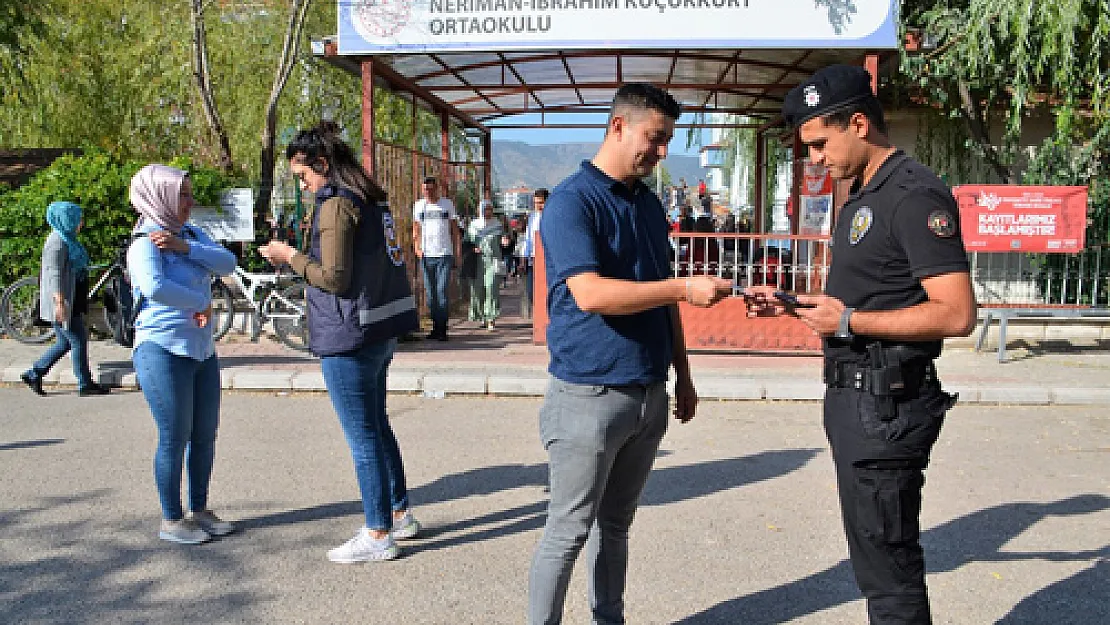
[{"xmin": 823, "ymin": 377, "xmax": 955, "ymax": 625}]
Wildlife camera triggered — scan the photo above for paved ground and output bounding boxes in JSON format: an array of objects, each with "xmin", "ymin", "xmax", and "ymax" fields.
[
  {"xmin": 4, "ymin": 281, "xmax": 1110, "ymax": 404},
  {"xmin": 1, "ymin": 389, "xmax": 1107, "ymax": 624}
]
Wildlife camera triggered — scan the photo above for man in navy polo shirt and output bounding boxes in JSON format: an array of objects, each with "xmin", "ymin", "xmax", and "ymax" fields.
[{"xmin": 528, "ymin": 84, "xmax": 732, "ymax": 625}]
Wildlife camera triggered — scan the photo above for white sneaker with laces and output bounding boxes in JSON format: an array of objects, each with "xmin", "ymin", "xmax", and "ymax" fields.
[
  {"xmin": 327, "ymin": 528, "xmax": 400, "ymax": 563},
  {"xmin": 391, "ymin": 511, "xmax": 421, "ymax": 540},
  {"xmin": 159, "ymin": 518, "xmax": 211, "ymax": 545},
  {"xmin": 189, "ymin": 510, "xmax": 235, "ymax": 536}
]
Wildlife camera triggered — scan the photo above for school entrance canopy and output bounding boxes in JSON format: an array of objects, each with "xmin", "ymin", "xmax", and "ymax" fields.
[
  {"xmin": 317, "ymin": 0, "xmax": 900, "ymax": 350},
  {"xmin": 320, "ymin": 0, "xmax": 897, "ymax": 201}
]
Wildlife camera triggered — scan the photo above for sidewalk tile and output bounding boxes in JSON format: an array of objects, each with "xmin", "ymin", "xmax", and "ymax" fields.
[
  {"xmin": 976, "ymin": 386, "xmax": 1052, "ymax": 405},
  {"xmin": 1050, "ymin": 387, "xmax": 1110, "ymax": 405},
  {"xmin": 694, "ymin": 377, "xmax": 765, "ymax": 400},
  {"xmin": 422, "ymin": 372, "xmax": 488, "ymax": 395},
  {"xmin": 291, "ymin": 371, "xmax": 327, "ymax": 391},
  {"xmin": 764, "ymin": 380, "xmax": 826, "ymax": 401},
  {"xmin": 232, "ymin": 371, "xmax": 294, "ymax": 390},
  {"xmin": 387, "ymin": 370, "xmax": 423, "ymax": 392},
  {"xmin": 488, "ymin": 375, "xmax": 548, "ymax": 396}
]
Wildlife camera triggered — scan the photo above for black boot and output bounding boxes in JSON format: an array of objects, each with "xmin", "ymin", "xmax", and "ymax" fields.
[
  {"xmin": 20, "ymin": 371, "xmax": 45, "ymax": 396},
  {"xmin": 78, "ymin": 382, "xmax": 111, "ymax": 397}
]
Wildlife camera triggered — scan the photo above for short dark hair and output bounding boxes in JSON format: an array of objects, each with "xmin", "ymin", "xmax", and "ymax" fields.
[
  {"xmin": 609, "ymin": 83, "xmax": 681, "ymax": 124},
  {"xmin": 423, "ymin": 176, "xmax": 437, "ymax": 185},
  {"xmin": 533, "ymin": 188, "xmax": 549, "ymax": 200},
  {"xmin": 822, "ymin": 97, "xmax": 888, "ymax": 135}
]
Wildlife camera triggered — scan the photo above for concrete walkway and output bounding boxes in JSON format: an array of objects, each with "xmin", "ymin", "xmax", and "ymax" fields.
[{"xmin": 4, "ymin": 280, "xmax": 1110, "ymax": 404}]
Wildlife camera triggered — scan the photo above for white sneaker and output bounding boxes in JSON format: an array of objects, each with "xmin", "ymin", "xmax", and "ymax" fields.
[
  {"xmin": 391, "ymin": 511, "xmax": 421, "ymax": 540},
  {"xmin": 159, "ymin": 518, "xmax": 211, "ymax": 545},
  {"xmin": 327, "ymin": 528, "xmax": 400, "ymax": 563},
  {"xmin": 189, "ymin": 510, "xmax": 235, "ymax": 536}
]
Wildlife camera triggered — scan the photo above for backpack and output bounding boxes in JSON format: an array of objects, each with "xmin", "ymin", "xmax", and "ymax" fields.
[{"xmin": 102, "ymin": 234, "xmax": 146, "ymax": 348}]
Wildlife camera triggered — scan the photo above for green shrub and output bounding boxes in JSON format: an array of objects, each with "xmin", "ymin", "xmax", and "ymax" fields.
[{"xmin": 0, "ymin": 151, "xmax": 245, "ymax": 287}]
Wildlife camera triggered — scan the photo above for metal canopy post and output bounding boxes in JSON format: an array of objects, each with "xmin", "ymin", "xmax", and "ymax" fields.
[{"xmin": 360, "ymin": 60, "xmax": 376, "ymax": 176}]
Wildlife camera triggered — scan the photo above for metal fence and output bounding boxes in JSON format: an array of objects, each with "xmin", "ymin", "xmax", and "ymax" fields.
[
  {"xmin": 970, "ymin": 245, "xmax": 1110, "ymax": 307},
  {"xmin": 671, "ymin": 233, "xmax": 1110, "ymax": 307},
  {"xmin": 670, "ymin": 233, "xmax": 831, "ymax": 293}
]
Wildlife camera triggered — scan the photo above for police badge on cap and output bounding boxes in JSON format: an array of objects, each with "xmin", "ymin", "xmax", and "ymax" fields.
[{"xmin": 782, "ymin": 65, "xmax": 877, "ymax": 128}]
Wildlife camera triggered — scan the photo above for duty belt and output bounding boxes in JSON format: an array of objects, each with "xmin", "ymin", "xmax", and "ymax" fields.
[{"xmin": 823, "ymin": 359, "xmax": 936, "ymax": 395}]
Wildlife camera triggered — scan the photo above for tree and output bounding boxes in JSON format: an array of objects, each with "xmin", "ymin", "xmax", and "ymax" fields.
[
  {"xmin": 255, "ymin": 0, "xmax": 311, "ymax": 223},
  {"xmin": 190, "ymin": 0, "xmax": 236, "ymax": 172},
  {"xmin": 899, "ymin": 0, "xmax": 1110, "ymax": 186},
  {"xmin": 0, "ymin": 0, "xmax": 49, "ymax": 101}
]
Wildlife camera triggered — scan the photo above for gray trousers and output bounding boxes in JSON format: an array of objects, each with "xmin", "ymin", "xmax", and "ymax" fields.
[{"xmin": 528, "ymin": 377, "xmax": 669, "ymax": 625}]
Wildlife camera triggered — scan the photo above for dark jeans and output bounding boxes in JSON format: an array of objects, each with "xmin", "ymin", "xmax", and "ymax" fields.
[
  {"xmin": 133, "ymin": 342, "xmax": 222, "ymax": 521},
  {"xmin": 27, "ymin": 313, "xmax": 94, "ymax": 389},
  {"xmin": 320, "ymin": 338, "xmax": 411, "ymax": 530},
  {"xmin": 823, "ymin": 380, "xmax": 954, "ymax": 625},
  {"xmin": 421, "ymin": 255, "xmax": 453, "ymax": 330}
]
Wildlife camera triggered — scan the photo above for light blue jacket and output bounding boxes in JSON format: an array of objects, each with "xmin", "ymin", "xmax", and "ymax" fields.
[{"xmin": 127, "ymin": 223, "xmax": 236, "ymax": 361}]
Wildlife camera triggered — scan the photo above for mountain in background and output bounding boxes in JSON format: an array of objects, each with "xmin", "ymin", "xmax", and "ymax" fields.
[{"xmin": 491, "ymin": 140, "xmax": 707, "ymax": 191}]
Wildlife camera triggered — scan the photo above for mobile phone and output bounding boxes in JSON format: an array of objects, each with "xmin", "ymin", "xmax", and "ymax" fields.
[{"xmin": 774, "ymin": 291, "xmax": 815, "ymax": 308}]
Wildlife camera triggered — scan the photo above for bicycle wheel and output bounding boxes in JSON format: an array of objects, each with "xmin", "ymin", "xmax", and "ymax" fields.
[
  {"xmin": 2, "ymin": 277, "xmax": 56, "ymax": 344},
  {"xmin": 100, "ymin": 267, "xmax": 125, "ymax": 343},
  {"xmin": 209, "ymin": 278, "xmax": 236, "ymax": 341},
  {"xmin": 271, "ymin": 283, "xmax": 310, "ymax": 352}
]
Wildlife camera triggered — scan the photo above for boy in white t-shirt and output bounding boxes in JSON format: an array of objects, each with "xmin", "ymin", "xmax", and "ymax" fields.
[{"xmin": 412, "ymin": 176, "xmax": 461, "ymax": 340}]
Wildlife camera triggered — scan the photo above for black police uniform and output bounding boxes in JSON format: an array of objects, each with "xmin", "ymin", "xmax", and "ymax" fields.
[{"xmin": 784, "ymin": 66, "xmax": 971, "ymax": 625}]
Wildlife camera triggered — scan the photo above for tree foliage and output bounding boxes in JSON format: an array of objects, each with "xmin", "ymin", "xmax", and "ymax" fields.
[{"xmin": 899, "ymin": 0, "xmax": 1110, "ymax": 241}]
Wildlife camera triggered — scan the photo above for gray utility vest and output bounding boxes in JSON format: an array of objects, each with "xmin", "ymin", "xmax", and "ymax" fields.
[{"xmin": 305, "ymin": 185, "xmax": 418, "ymax": 356}]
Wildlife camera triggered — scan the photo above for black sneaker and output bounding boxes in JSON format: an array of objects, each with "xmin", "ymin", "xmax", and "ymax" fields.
[
  {"xmin": 78, "ymin": 383, "xmax": 110, "ymax": 397},
  {"xmin": 20, "ymin": 372, "xmax": 45, "ymax": 396}
]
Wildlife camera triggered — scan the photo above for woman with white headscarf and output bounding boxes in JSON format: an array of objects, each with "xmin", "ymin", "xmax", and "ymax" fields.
[
  {"xmin": 126, "ymin": 164, "xmax": 237, "ymax": 545},
  {"xmin": 20, "ymin": 201, "xmax": 110, "ymax": 397}
]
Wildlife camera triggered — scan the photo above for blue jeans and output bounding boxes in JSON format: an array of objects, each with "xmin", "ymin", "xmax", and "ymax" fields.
[
  {"xmin": 133, "ymin": 342, "xmax": 222, "ymax": 521},
  {"xmin": 529, "ymin": 378, "xmax": 669, "ymax": 625},
  {"xmin": 320, "ymin": 338, "xmax": 411, "ymax": 531},
  {"xmin": 27, "ymin": 313, "xmax": 94, "ymax": 388},
  {"xmin": 421, "ymin": 255, "xmax": 453, "ymax": 329}
]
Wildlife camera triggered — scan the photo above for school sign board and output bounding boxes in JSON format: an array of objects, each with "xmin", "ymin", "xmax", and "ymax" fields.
[
  {"xmin": 953, "ymin": 185, "xmax": 1089, "ymax": 253},
  {"xmin": 337, "ymin": 0, "xmax": 899, "ymax": 53}
]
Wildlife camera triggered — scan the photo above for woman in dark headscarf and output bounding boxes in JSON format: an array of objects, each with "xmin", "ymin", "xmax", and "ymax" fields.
[{"xmin": 20, "ymin": 201, "xmax": 110, "ymax": 397}]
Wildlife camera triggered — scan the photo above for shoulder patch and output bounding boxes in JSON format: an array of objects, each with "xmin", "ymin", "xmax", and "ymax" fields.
[
  {"xmin": 927, "ymin": 210, "xmax": 957, "ymax": 238},
  {"xmin": 848, "ymin": 206, "xmax": 873, "ymax": 245}
]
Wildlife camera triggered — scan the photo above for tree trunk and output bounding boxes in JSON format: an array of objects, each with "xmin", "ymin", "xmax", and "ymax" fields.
[
  {"xmin": 255, "ymin": 0, "xmax": 312, "ymax": 230},
  {"xmin": 190, "ymin": 0, "xmax": 235, "ymax": 173},
  {"xmin": 955, "ymin": 79, "xmax": 1014, "ymax": 184}
]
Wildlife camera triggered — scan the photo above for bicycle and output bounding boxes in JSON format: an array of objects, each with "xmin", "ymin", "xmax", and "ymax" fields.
[
  {"xmin": 1, "ymin": 240, "xmax": 133, "ymax": 345},
  {"xmin": 209, "ymin": 266, "xmax": 309, "ymax": 352}
]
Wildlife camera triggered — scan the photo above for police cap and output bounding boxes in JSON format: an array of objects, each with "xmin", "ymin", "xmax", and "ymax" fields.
[{"xmin": 782, "ymin": 65, "xmax": 877, "ymax": 128}]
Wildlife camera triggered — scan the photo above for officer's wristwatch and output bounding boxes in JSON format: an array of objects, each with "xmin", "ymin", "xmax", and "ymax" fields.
[{"xmin": 835, "ymin": 307, "xmax": 855, "ymax": 340}]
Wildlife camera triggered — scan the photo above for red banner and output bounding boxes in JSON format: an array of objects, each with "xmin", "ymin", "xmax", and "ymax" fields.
[{"xmin": 953, "ymin": 185, "xmax": 1089, "ymax": 253}]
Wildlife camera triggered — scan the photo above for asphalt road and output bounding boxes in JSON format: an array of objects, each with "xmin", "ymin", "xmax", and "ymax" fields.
[{"xmin": 1, "ymin": 388, "xmax": 1107, "ymax": 624}]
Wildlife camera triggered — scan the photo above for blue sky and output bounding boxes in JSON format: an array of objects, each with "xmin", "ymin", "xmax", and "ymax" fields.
[{"xmin": 486, "ymin": 112, "xmax": 706, "ymax": 157}]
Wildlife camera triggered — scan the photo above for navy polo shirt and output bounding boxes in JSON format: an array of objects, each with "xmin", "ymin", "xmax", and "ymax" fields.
[{"xmin": 541, "ymin": 161, "xmax": 674, "ymax": 385}]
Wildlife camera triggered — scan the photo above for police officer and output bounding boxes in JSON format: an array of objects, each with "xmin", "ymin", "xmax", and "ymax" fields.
[{"xmin": 766, "ymin": 65, "xmax": 978, "ymax": 624}]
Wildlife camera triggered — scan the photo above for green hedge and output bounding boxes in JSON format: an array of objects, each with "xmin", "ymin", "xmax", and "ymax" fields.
[{"xmin": 0, "ymin": 151, "xmax": 244, "ymax": 287}]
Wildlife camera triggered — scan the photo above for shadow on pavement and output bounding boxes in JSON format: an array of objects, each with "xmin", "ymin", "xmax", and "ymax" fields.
[
  {"xmin": 1, "ymin": 490, "xmax": 269, "ymax": 624},
  {"xmin": 0, "ymin": 438, "xmax": 65, "ymax": 451},
  {"xmin": 675, "ymin": 494, "xmax": 1110, "ymax": 624},
  {"xmin": 238, "ymin": 449, "xmax": 822, "ymax": 556}
]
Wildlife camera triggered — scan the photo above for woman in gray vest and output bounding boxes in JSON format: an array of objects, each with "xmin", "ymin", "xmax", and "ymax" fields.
[
  {"xmin": 260, "ymin": 121, "xmax": 422, "ymax": 564},
  {"xmin": 20, "ymin": 201, "xmax": 110, "ymax": 397}
]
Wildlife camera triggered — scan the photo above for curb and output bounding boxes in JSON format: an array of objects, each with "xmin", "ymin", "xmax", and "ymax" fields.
[{"xmin": 4, "ymin": 365, "xmax": 1108, "ymax": 405}]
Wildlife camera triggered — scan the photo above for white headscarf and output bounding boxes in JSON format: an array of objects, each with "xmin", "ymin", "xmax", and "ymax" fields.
[{"xmin": 130, "ymin": 164, "xmax": 188, "ymax": 233}]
